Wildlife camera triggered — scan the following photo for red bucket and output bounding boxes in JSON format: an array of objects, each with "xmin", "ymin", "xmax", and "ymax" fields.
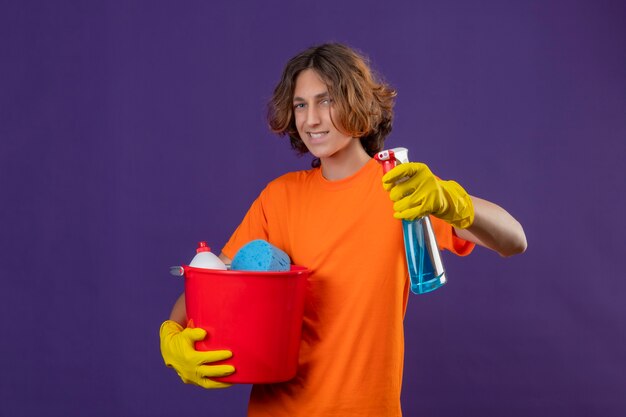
[{"xmin": 184, "ymin": 265, "xmax": 308, "ymax": 384}]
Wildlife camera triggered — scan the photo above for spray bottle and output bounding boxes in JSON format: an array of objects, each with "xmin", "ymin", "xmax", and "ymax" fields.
[{"xmin": 375, "ymin": 147, "xmax": 447, "ymax": 294}]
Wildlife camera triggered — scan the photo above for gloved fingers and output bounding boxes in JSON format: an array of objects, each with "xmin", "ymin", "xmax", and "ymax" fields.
[
  {"xmin": 389, "ymin": 182, "xmax": 420, "ymax": 202},
  {"xmin": 387, "ymin": 171, "xmax": 434, "ymax": 203},
  {"xmin": 382, "ymin": 162, "xmax": 425, "ymax": 186},
  {"xmin": 179, "ymin": 373, "xmax": 232, "ymax": 389},
  {"xmin": 196, "ymin": 378, "xmax": 233, "ymax": 390},
  {"xmin": 181, "ymin": 327, "xmax": 207, "ymax": 342},
  {"xmin": 382, "ymin": 181, "xmax": 395, "ymax": 192},
  {"xmin": 393, "ymin": 194, "xmax": 424, "ymax": 214},
  {"xmin": 394, "ymin": 205, "xmax": 430, "ymax": 221},
  {"xmin": 203, "ymin": 349, "xmax": 233, "ymax": 363},
  {"xmin": 197, "ymin": 364, "xmax": 236, "ymax": 379},
  {"xmin": 187, "ymin": 349, "xmax": 233, "ymax": 365}
]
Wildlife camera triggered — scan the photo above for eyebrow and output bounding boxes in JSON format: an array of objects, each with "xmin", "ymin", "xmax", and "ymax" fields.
[{"xmin": 293, "ymin": 92, "xmax": 330, "ymax": 102}]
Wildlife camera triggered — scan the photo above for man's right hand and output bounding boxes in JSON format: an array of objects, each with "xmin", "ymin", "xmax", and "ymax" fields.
[{"xmin": 159, "ymin": 320, "xmax": 235, "ymax": 389}]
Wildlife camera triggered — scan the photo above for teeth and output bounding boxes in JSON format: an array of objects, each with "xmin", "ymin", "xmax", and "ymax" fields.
[{"xmin": 309, "ymin": 132, "xmax": 328, "ymax": 139}]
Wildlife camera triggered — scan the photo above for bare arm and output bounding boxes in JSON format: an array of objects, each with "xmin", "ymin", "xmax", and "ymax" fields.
[
  {"xmin": 454, "ymin": 195, "xmax": 527, "ymax": 257},
  {"xmin": 167, "ymin": 252, "xmax": 233, "ymax": 325}
]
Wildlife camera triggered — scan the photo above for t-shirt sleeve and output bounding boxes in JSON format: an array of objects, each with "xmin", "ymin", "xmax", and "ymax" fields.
[
  {"xmin": 221, "ymin": 189, "xmax": 270, "ymax": 260},
  {"xmin": 430, "ymin": 215, "xmax": 475, "ymax": 256}
]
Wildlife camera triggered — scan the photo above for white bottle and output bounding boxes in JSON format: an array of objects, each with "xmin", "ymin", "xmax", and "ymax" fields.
[{"xmin": 189, "ymin": 241, "xmax": 227, "ymax": 270}]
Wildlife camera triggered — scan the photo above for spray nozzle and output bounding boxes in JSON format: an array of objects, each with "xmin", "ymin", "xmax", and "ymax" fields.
[
  {"xmin": 375, "ymin": 147, "xmax": 410, "ymax": 174},
  {"xmin": 375, "ymin": 149, "xmax": 395, "ymax": 162},
  {"xmin": 375, "ymin": 149, "xmax": 397, "ymax": 173},
  {"xmin": 391, "ymin": 147, "xmax": 409, "ymax": 164}
]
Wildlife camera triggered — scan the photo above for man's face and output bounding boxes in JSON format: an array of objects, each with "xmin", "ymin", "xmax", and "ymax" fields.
[{"xmin": 292, "ymin": 69, "xmax": 354, "ymax": 161}]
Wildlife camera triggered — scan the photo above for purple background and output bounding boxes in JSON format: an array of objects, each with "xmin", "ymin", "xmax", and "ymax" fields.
[{"xmin": 1, "ymin": 1, "xmax": 625, "ymax": 416}]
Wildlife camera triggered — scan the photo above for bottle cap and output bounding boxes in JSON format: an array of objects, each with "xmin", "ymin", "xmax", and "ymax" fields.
[{"xmin": 196, "ymin": 241, "xmax": 211, "ymax": 253}]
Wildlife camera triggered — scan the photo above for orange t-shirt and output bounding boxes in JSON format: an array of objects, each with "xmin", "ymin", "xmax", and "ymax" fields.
[{"xmin": 222, "ymin": 158, "xmax": 474, "ymax": 416}]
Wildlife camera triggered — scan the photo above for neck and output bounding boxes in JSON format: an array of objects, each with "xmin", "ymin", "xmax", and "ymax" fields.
[{"xmin": 320, "ymin": 140, "xmax": 371, "ymax": 180}]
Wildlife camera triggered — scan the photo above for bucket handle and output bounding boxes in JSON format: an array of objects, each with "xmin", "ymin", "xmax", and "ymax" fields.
[{"xmin": 169, "ymin": 266, "xmax": 184, "ymax": 276}]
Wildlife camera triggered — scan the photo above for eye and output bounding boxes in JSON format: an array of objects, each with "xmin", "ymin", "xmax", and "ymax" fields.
[
  {"xmin": 293, "ymin": 103, "xmax": 306, "ymax": 110},
  {"xmin": 320, "ymin": 97, "xmax": 335, "ymax": 107}
]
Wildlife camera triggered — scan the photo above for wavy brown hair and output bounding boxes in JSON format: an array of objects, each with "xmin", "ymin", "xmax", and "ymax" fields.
[{"xmin": 268, "ymin": 43, "xmax": 397, "ymax": 166}]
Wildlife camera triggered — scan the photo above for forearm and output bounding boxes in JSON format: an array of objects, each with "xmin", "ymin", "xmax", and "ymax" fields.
[
  {"xmin": 455, "ymin": 195, "xmax": 527, "ymax": 257},
  {"xmin": 169, "ymin": 293, "xmax": 187, "ymax": 325}
]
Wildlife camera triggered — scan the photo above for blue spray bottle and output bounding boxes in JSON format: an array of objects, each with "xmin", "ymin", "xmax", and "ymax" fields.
[{"xmin": 375, "ymin": 147, "xmax": 447, "ymax": 294}]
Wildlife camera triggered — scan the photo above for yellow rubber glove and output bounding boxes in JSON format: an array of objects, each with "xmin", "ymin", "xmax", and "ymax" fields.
[
  {"xmin": 382, "ymin": 162, "xmax": 474, "ymax": 229},
  {"xmin": 159, "ymin": 320, "xmax": 235, "ymax": 389}
]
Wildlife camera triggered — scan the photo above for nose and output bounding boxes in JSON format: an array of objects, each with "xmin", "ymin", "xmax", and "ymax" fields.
[{"xmin": 305, "ymin": 103, "xmax": 321, "ymax": 126}]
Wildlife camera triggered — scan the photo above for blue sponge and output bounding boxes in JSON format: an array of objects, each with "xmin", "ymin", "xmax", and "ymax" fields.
[{"xmin": 231, "ymin": 240, "xmax": 291, "ymax": 272}]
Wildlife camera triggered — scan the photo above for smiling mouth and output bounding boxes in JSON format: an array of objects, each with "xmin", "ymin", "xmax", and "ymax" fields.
[{"xmin": 308, "ymin": 131, "xmax": 329, "ymax": 139}]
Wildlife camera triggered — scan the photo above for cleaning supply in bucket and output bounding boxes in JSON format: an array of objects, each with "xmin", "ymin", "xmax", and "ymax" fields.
[
  {"xmin": 375, "ymin": 147, "xmax": 447, "ymax": 294},
  {"xmin": 169, "ymin": 241, "xmax": 226, "ymax": 276},
  {"xmin": 231, "ymin": 239, "xmax": 291, "ymax": 272},
  {"xmin": 189, "ymin": 241, "xmax": 227, "ymax": 269}
]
